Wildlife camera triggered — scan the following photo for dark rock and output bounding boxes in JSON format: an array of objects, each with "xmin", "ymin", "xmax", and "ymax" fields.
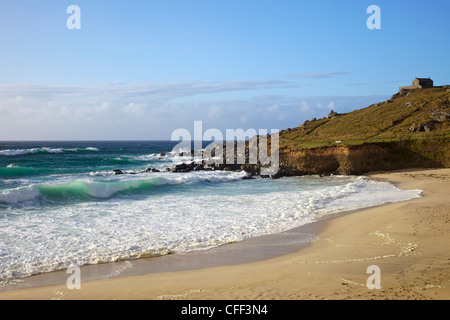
[
  {"xmin": 327, "ymin": 110, "xmax": 338, "ymax": 118},
  {"xmin": 168, "ymin": 162, "xmax": 204, "ymax": 173},
  {"xmin": 193, "ymin": 164, "xmax": 205, "ymax": 171},
  {"xmin": 113, "ymin": 169, "xmax": 124, "ymax": 175},
  {"xmin": 224, "ymin": 163, "xmax": 241, "ymax": 171},
  {"xmin": 160, "ymin": 151, "xmax": 166, "ymax": 156},
  {"xmin": 166, "ymin": 159, "xmax": 262, "ymax": 175},
  {"xmin": 409, "ymin": 123, "xmax": 434, "ymax": 132},
  {"xmin": 393, "ymin": 89, "xmax": 409, "ymax": 98},
  {"xmin": 144, "ymin": 167, "xmax": 160, "ymax": 173},
  {"xmin": 409, "ymin": 124, "xmax": 423, "ymax": 132},
  {"xmin": 170, "ymin": 162, "xmax": 191, "ymax": 172},
  {"xmin": 270, "ymin": 171, "xmax": 283, "ymax": 179}
]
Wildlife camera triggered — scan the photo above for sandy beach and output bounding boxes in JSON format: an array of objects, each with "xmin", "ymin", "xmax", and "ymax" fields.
[{"xmin": 0, "ymin": 168, "xmax": 448, "ymax": 300}]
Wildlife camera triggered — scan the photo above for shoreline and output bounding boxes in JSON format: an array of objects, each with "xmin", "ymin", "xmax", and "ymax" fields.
[
  {"xmin": 0, "ymin": 190, "xmax": 343, "ymax": 293},
  {"xmin": 0, "ymin": 168, "xmax": 448, "ymax": 300},
  {"xmin": 0, "ymin": 175, "xmax": 385, "ymax": 293}
]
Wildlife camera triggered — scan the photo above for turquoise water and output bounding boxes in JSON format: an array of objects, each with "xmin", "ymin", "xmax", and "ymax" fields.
[{"xmin": 0, "ymin": 141, "xmax": 422, "ymax": 286}]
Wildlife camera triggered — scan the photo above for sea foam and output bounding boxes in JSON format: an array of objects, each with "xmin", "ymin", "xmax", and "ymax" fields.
[
  {"xmin": 0, "ymin": 147, "xmax": 99, "ymax": 156},
  {"xmin": 0, "ymin": 171, "xmax": 249, "ymax": 204},
  {"xmin": 0, "ymin": 175, "xmax": 422, "ymax": 286}
]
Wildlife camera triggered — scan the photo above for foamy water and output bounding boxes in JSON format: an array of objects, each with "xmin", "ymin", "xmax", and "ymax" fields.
[{"xmin": 0, "ymin": 141, "xmax": 422, "ymax": 286}]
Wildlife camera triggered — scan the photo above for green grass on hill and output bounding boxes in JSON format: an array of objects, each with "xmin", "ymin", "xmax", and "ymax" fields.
[{"xmin": 280, "ymin": 87, "xmax": 450, "ymax": 148}]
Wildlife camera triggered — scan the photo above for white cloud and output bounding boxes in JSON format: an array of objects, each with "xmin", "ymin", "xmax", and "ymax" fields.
[
  {"xmin": 122, "ymin": 102, "xmax": 146, "ymax": 116},
  {"xmin": 0, "ymin": 81, "xmax": 387, "ymax": 140},
  {"xmin": 59, "ymin": 105, "xmax": 70, "ymax": 116},
  {"xmin": 277, "ymin": 113, "xmax": 286, "ymax": 121},
  {"xmin": 301, "ymin": 101, "xmax": 311, "ymax": 112},
  {"xmin": 265, "ymin": 104, "xmax": 280, "ymax": 113},
  {"xmin": 316, "ymin": 102, "xmax": 336, "ymax": 110},
  {"xmin": 207, "ymin": 105, "xmax": 223, "ymax": 119}
]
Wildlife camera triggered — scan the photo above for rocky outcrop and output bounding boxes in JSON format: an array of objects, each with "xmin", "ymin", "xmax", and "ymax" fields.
[
  {"xmin": 278, "ymin": 138, "xmax": 448, "ymax": 175},
  {"xmin": 327, "ymin": 110, "xmax": 338, "ymax": 118},
  {"xmin": 112, "ymin": 134, "xmax": 448, "ymax": 178},
  {"xmin": 163, "ymin": 136, "xmax": 448, "ymax": 177},
  {"xmin": 409, "ymin": 123, "xmax": 433, "ymax": 132},
  {"xmin": 165, "ymin": 161, "xmax": 268, "ymax": 178},
  {"xmin": 167, "ymin": 162, "xmax": 206, "ymax": 173},
  {"xmin": 430, "ymin": 109, "xmax": 449, "ymax": 122}
]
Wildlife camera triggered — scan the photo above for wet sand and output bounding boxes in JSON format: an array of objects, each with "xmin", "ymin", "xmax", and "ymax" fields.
[{"xmin": 0, "ymin": 168, "xmax": 448, "ymax": 300}]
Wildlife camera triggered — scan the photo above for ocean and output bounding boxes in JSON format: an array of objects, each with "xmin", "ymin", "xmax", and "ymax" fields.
[{"xmin": 0, "ymin": 141, "xmax": 422, "ymax": 286}]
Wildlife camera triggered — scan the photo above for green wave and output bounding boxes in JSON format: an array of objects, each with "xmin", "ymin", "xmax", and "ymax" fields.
[
  {"xmin": 37, "ymin": 178, "xmax": 161, "ymax": 202},
  {"xmin": 0, "ymin": 178, "xmax": 163, "ymax": 205}
]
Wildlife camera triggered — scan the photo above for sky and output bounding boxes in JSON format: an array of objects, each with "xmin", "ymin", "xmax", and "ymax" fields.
[{"xmin": 0, "ymin": 0, "xmax": 449, "ymax": 140}]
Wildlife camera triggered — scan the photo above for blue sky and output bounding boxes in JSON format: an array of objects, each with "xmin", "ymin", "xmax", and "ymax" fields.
[{"xmin": 0, "ymin": 0, "xmax": 449, "ymax": 140}]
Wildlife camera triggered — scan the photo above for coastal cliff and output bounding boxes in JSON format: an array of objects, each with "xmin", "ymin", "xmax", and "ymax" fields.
[
  {"xmin": 278, "ymin": 137, "xmax": 449, "ymax": 176},
  {"xmin": 275, "ymin": 86, "xmax": 450, "ymax": 176},
  {"xmin": 160, "ymin": 135, "xmax": 448, "ymax": 178},
  {"xmin": 157, "ymin": 87, "xmax": 449, "ymax": 177}
]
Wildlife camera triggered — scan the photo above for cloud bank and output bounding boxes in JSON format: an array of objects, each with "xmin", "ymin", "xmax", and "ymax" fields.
[{"xmin": 0, "ymin": 80, "xmax": 387, "ymax": 140}]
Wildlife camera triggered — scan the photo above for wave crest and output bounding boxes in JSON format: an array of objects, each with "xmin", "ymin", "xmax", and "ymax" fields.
[
  {"xmin": 0, "ymin": 147, "xmax": 99, "ymax": 156},
  {"xmin": 0, "ymin": 171, "xmax": 249, "ymax": 204}
]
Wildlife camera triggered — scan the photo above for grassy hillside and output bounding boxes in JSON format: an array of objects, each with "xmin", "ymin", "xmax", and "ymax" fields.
[{"xmin": 280, "ymin": 87, "xmax": 450, "ymax": 148}]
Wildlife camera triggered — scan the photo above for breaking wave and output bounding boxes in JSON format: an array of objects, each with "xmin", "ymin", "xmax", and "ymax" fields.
[
  {"xmin": 0, "ymin": 147, "xmax": 99, "ymax": 156},
  {"xmin": 0, "ymin": 171, "xmax": 249, "ymax": 204}
]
